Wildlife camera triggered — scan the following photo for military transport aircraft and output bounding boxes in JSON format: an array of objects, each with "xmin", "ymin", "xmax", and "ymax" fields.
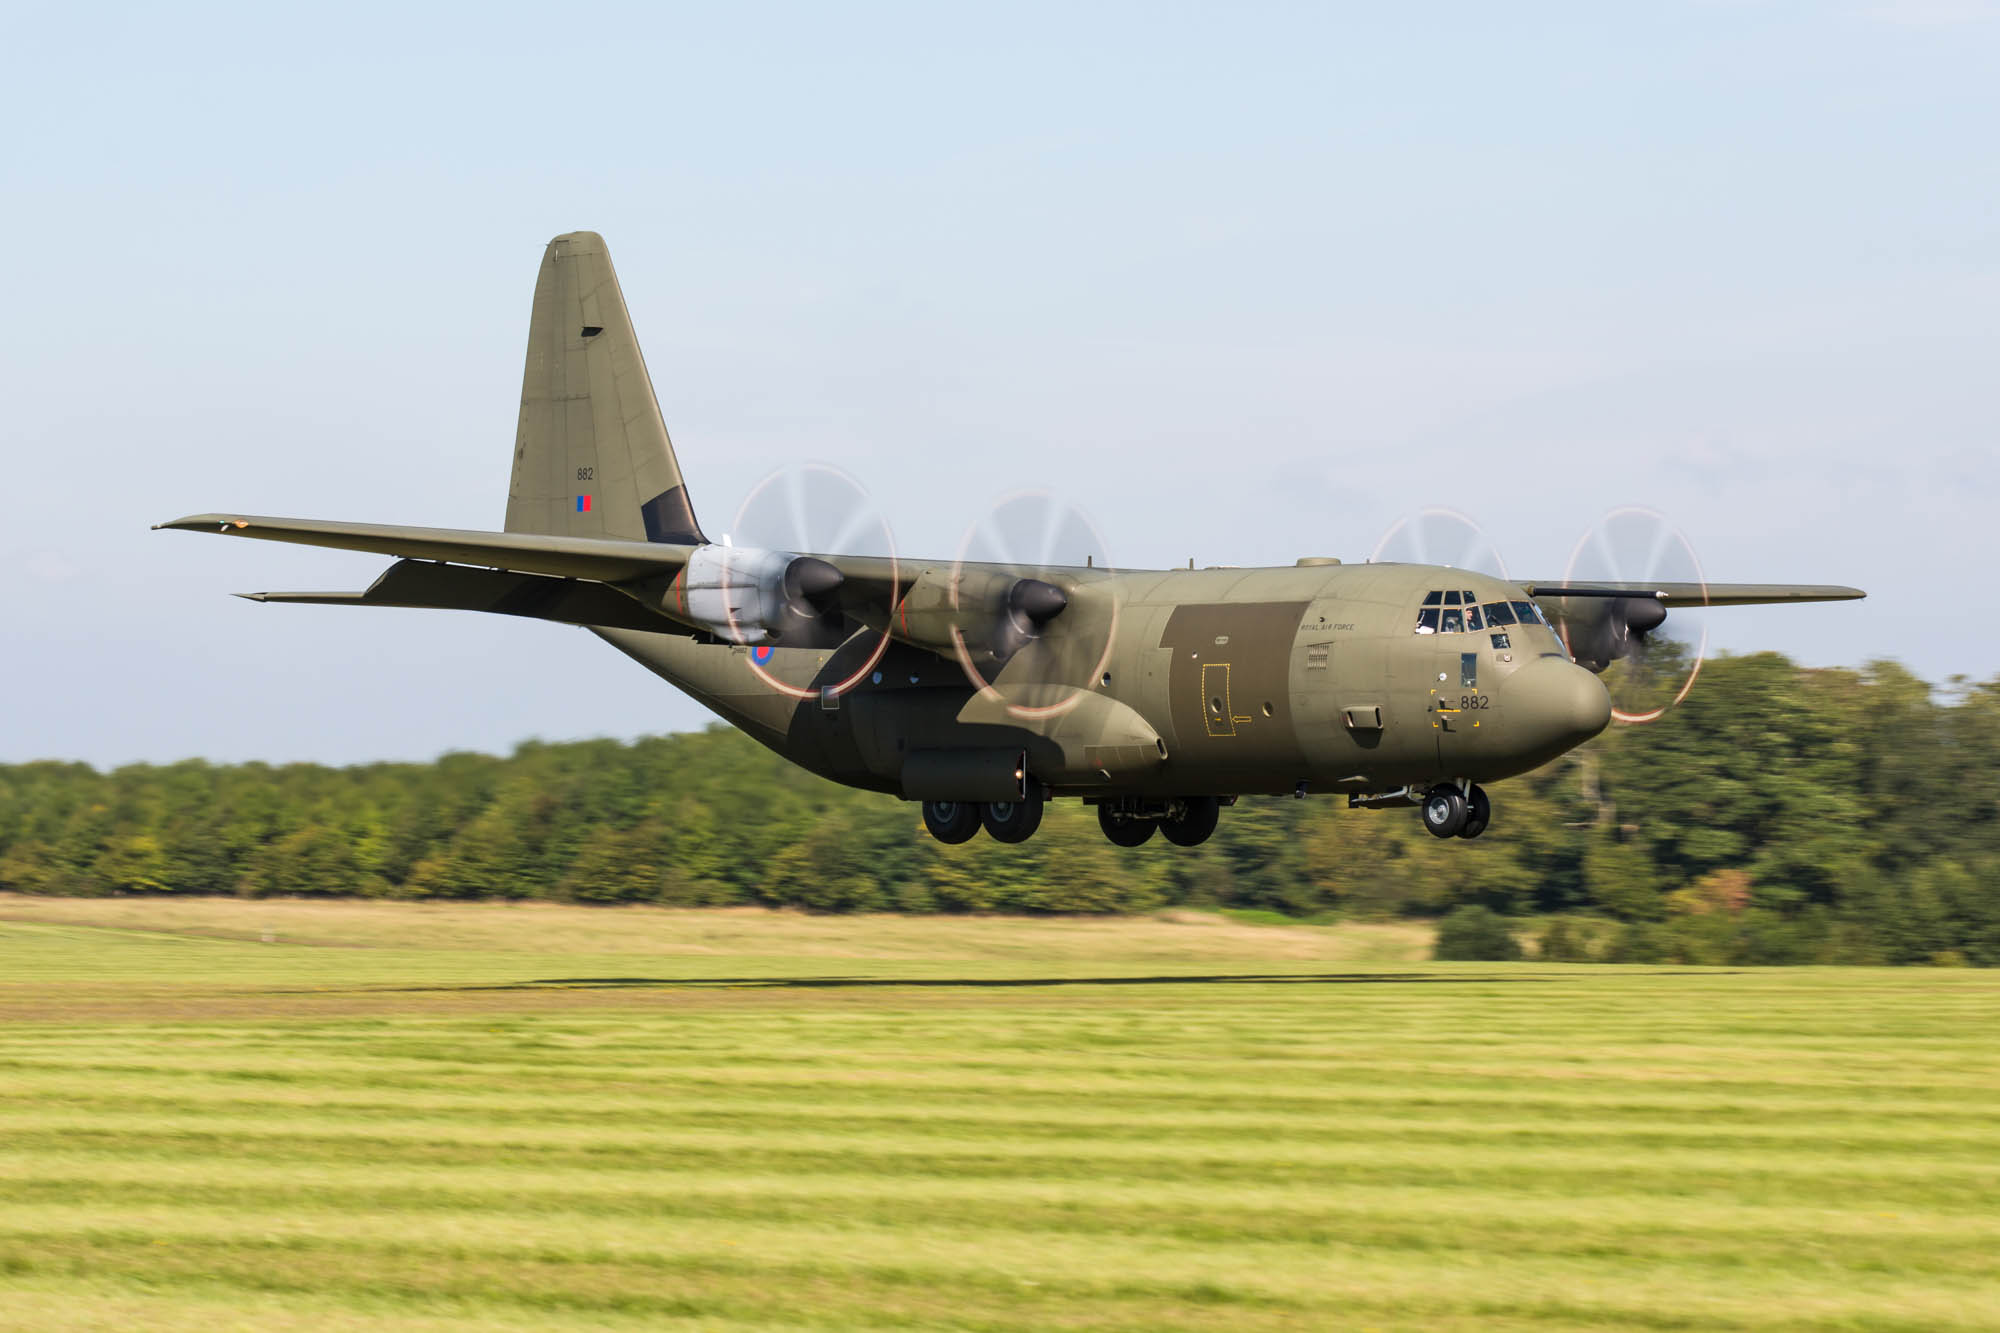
[{"xmin": 158, "ymin": 232, "xmax": 1864, "ymax": 848}]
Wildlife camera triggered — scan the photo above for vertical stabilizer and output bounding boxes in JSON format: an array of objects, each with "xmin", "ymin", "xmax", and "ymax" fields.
[{"xmin": 506, "ymin": 232, "xmax": 706, "ymax": 544}]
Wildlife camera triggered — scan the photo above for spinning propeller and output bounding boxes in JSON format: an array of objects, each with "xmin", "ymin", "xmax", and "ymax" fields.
[
  {"xmin": 1550, "ymin": 506, "xmax": 1708, "ymax": 725},
  {"xmin": 717, "ymin": 463, "xmax": 898, "ymax": 700},
  {"xmin": 1367, "ymin": 506, "xmax": 1511, "ymax": 578},
  {"xmin": 946, "ymin": 491, "xmax": 1117, "ymax": 719}
]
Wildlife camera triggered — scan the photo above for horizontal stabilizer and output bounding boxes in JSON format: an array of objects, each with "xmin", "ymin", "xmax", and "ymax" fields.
[
  {"xmin": 1525, "ymin": 581, "xmax": 1865, "ymax": 608},
  {"xmin": 236, "ymin": 560, "xmax": 693, "ymax": 634},
  {"xmin": 156, "ymin": 513, "xmax": 693, "ymax": 583}
]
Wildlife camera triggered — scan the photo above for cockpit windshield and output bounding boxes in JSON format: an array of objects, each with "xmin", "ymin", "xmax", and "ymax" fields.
[{"xmin": 1412, "ymin": 591, "xmax": 1556, "ymax": 637}]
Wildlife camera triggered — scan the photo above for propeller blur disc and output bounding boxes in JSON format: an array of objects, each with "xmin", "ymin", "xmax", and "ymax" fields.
[
  {"xmin": 1367, "ymin": 507, "xmax": 1511, "ymax": 579},
  {"xmin": 725, "ymin": 462, "xmax": 897, "ymax": 700},
  {"xmin": 950, "ymin": 490, "xmax": 1116, "ymax": 719},
  {"xmin": 1560, "ymin": 506, "xmax": 1709, "ymax": 725}
]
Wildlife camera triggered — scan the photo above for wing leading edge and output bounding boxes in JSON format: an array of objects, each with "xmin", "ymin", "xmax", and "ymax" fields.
[
  {"xmin": 155, "ymin": 513, "xmax": 696, "ymax": 582},
  {"xmin": 1524, "ymin": 581, "xmax": 1864, "ymax": 608}
]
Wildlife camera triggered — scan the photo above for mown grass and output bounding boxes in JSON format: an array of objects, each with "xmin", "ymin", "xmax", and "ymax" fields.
[{"xmin": 0, "ymin": 897, "xmax": 1996, "ymax": 1330}]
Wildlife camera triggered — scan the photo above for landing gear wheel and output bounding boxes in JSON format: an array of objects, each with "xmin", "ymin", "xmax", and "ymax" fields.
[
  {"xmin": 1458, "ymin": 786, "xmax": 1491, "ymax": 840},
  {"xmin": 1097, "ymin": 805, "xmax": 1156, "ymax": 847},
  {"xmin": 982, "ymin": 791, "xmax": 1045, "ymax": 843},
  {"xmin": 922, "ymin": 800, "xmax": 981, "ymax": 845},
  {"xmin": 1159, "ymin": 796, "xmax": 1221, "ymax": 847},
  {"xmin": 1422, "ymin": 785, "xmax": 1468, "ymax": 839}
]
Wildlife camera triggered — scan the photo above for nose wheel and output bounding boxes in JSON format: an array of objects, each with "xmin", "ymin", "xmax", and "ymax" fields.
[{"xmin": 1422, "ymin": 784, "xmax": 1491, "ymax": 840}]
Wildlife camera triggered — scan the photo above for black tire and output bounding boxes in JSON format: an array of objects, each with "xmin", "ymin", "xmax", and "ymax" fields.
[
  {"xmin": 1458, "ymin": 785, "xmax": 1492, "ymax": 840},
  {"xmin": 982, "ymin": 792, "xmax": 1045, "ymax": 843},
  {"xmin": 1097, "ymin": 804, "xmax": 1156, "ymax": 847},
  {"xmin": 1422, "ymin": 785, "xmax": 1468, "ymax": 839},
  {"xmin": 922, "ymin": 800, "xmax": 981, "ymax": 845},
  {"xmin": 1159, "ymin": 796, "xmax": 1220, "ymax": 847}
]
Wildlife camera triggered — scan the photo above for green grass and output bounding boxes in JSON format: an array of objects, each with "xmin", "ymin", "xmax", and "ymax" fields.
[{"xmin": 0, "ymin": 898, "xmax": 1996, "ymax": 1330}]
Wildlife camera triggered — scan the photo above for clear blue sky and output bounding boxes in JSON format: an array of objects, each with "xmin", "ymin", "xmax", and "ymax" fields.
[{"xmin": 5, "ymin": 1, "xmax": 1995, "ymax": 766}]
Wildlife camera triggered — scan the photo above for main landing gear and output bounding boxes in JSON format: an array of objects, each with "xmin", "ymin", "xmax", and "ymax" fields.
[
  {"xmin": 922, "ymin": 793, "xmax": 1226, "ymax": 847},
  {"xmin": 1421, "ymin": 783, "xmax": 1491, "ymax": 840},
  {"xmin": 1094, "ymin": 797, "xmax": 1221, "ymax": 848},
  {"xmin": 921, "ymin": 791, "xmax": 1047, "ymax": 845}
]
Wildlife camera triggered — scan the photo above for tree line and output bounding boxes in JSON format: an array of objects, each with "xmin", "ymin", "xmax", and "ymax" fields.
[{"xmin": 2, "ymin": 652, "xmax": 1996, "ymax": 965}]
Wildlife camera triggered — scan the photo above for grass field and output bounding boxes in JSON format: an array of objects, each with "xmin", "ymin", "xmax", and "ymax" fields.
[{"xmin": 1, "ymin": 897, "xmax": 1996, "ymax": 1331}]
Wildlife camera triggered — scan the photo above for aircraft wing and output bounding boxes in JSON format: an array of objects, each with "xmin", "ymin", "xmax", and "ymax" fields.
[
  {"xmin": 1523, "ymin": 581, "xmax": 1865, "ymax": 608},
  {"xmin": 155, "ymin": 512, "xmax": 913, "ymax": 640},
  {"xmin": 155, "ymin": 513, "xmax": 696, "ymax": 583}
]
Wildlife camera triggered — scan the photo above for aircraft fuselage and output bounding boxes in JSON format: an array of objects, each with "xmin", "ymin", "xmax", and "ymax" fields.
[{"xmin": 597, "ymin": 559, "xmax": 1611, "ymax": 802}]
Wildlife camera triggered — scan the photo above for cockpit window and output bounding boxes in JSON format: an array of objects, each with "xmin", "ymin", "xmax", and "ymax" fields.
[{"xmin": 1418, "ymin": 591, "xmax": 1541, "ymax": 634}]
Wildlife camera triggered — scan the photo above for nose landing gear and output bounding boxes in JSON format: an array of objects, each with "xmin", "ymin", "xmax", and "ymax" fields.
[{"xmin": 1422, "ymin": 783, "xmax": 1491, "ymax": 840}]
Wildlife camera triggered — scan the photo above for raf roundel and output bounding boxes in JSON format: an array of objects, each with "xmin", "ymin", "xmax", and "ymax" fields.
[{"xmin": 750, "ymin": 644, "xmax": 775, "ymax": 665}]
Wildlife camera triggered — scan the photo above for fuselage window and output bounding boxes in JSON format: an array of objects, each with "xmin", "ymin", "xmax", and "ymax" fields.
[
  {"xmin": 1421, "ymin": 590, "xmax": 1442, "ymax": 606},
  {"xmin": 1482, "ymin": 601, "xmax": 1517, "ymax": 626},
  {"xmin": 1415, "ymin": 607, "xmax": 1440, "ymax": 633},
  {"xmin": 1442, "ymin": 590, "xmax": 1462, "ymax": 605},
  {"xmin": 1440, "ymin": 608, "xmax": 1465, "ymax": 633}
]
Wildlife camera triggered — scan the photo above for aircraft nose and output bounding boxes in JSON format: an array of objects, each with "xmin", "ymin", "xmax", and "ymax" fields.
[{"xmin": 1509, "ymin": 655, "xmax": 1612, "ymax": 749}]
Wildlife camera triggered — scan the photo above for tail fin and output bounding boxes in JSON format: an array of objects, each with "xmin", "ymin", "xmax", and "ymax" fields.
[{"xmin": 505, "ymin": 232, "xmax": 707, "ymax": 545}]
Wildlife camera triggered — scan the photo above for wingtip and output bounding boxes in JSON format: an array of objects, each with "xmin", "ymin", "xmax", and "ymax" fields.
[
  {"xmin": 233, "ymin": 592, "xmax": 270, "ymax": 602},
  {"xmin": 157, "ymin": 514, "xmax": 252, "ymax": 533}
]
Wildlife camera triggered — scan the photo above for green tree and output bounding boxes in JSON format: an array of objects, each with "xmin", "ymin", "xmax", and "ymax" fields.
[{"xmin": 1433, "ymin": 906, "xmax": 1522, "ymax": 961}]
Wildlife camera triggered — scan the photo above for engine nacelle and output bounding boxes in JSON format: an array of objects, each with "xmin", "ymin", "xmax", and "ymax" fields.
[
  {"xmin": 1557, "ymin": 596, "xmax": 1667, "ymax": 673},
  {"xmin": 893, "ymin": 567, "xmax": 1070, "ymax": 667},
  {"xmin": 668, "ymin": 544, "xmax": 847, "ymax": 646}
]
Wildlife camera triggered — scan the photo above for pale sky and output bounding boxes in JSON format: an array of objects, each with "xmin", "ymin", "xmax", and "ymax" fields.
[{"xmin": 5, "ymin": 2, "xmax": 1996, "ymax": 767}]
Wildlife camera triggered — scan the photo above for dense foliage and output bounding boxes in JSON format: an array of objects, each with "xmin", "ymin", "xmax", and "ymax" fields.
[
  {"xmin": 4, "ymin": 653, "xmax": 1997, "ymax": 964},
  {"xmin": 1432, "ymin": 906, "xmax": 1523, "ymax": 961}
]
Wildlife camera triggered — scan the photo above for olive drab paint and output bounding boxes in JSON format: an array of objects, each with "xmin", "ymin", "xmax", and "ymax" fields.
[{"xmin": 157, "ymin": 233, "xmax": 1867, "ymax": 847}]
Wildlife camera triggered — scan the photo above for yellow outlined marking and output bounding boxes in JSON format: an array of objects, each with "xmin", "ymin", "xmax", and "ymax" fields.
[{"xmin": 1201, "ymin": 662, "xmax": 1237, "ymax": 737}]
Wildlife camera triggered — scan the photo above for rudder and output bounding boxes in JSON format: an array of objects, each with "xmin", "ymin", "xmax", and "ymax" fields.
[{"xmin": 506, "ymin": 232, "xmax": 706, "ymax": 545}]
